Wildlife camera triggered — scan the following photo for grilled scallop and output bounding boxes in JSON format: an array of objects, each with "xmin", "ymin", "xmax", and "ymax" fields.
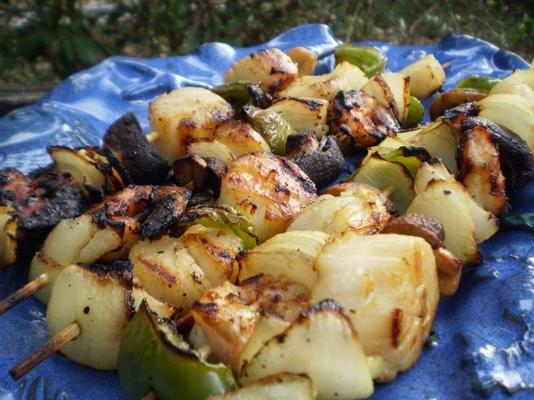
[
  {"xmin": 130, "ymin": 224, "xmax": 244, "ymax": 311},
  {"xmin": 311, "ymin": 233, "xmax": 439, "ymax": 382},
  {"xmin": 218, "ymin": 152, "xmax": 317, "ymax": 242},
  {"xmin": 327, "ymin": 90, "xmax": 400, "ymax": 149},
  {"xmin": 150, "ymin": 87, "xmax": 234, "ymax": 160},
  {"xmin": 224, "ymin": 48, "xmax": 299, "ymax": 93}
]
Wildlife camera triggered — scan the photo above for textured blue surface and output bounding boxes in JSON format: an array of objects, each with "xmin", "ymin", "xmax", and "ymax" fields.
[{"xmin": 0, "ymin": 24, "xmax": 533, "ymax": 399}]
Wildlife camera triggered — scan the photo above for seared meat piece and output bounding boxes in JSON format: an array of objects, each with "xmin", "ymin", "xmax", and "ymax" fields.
[
  {"xmin": 90, "ymin": 185, "xmax": 190, "ymax": 240},
  {"xmin": 327, "ymin": 90, "xmax": 400, "ymax": 150},
  {"xmin": 0, "ymin": 168, "xmax": 86, "ymax": 231}
]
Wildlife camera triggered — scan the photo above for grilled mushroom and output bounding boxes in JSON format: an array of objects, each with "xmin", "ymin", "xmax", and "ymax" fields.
[
  {"xmin": 173, "ymin": 154, "xmax": 227, "ymax": 197},
  {"xmin": 103, "ymin": 112, "xmax": 169, "ymax": 185},
  {"xmin": 382, "ymin": 213, "xmax": 462, "ymax": 296},
  {"xmin": 286, "ymin": 133, "xmax": 345, "ymax": 188}
]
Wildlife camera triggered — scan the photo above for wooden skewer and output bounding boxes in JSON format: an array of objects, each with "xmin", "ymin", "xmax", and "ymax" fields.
[
  {"xmin": 0, "ymin": 273, "xmax": 49, "ymax": 316},
  {"xmin": 9, "ymin": 322, "xmax": 80, "ymax": 380}
]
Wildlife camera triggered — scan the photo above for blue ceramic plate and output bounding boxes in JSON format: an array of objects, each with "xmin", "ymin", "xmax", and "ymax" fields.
[{"xmin": 0, "ymin": 24, "xmax": 533, "ymax": 400}]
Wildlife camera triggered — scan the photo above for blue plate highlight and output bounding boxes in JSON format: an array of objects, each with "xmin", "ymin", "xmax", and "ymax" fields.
[{"xmin": 0, "ymin": 24, "xmax": 532, "ymax": 399}]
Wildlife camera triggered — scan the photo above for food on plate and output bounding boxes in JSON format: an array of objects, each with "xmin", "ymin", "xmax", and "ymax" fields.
[
  {"xmin": 2, "ymin": 39, "xmax": 534, "ymax": 400},
  {"xmin": 118, "ymin": 300, "xmax": 235, "ymax": 400},
  {"xmin": 149, "ymin": 87, "xmax": 234, "ymax": 160},
  {"xmin": 399, "ymin": 54, "xmax": 445, "ymax": 99},
  {"xmin": 327, "ymin": 90, "xmax": 400, "ymax": 149},
  {"xmin": 217, "ymin": 152, "xmax": 317, "ymax": 242},
  {"xmin": 224, "ymin": 48, "xmax": 299, "ymax": 93},
  {"xmin": 334, "ymin": 44, "xmax": 387, "ymax": 77}
]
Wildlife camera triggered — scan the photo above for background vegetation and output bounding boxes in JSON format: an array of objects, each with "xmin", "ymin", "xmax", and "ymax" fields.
[{"xmin": 0, "ymin": 0, "xmax": 532, "ymax": 84}]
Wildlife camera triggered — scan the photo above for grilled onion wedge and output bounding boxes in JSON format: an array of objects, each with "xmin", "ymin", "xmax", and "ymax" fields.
[
  {"xmin": 287, "ymin": 182, "xmax": 394, "ymax": 236},
  {"xmin": 399, "ymin": 54, "xmax": 446, "ymax": 99},
  {"xmin": 478, "ymin": 93, "xmax": 534, "ymax": 152},
  {"xmin": 311, "ymin": 233, "xmax": 439, "ymax": 382},
  {"xmin": 49, "ymin": 146, "xmax": 125, "ymax": 197},
  {"xmin": 29, "ymin": 214, "xmax": 122, "ymax": 303},
  {"xmin": 0, "ymin": 206, "xmax": 17, "ymax": 268},
  {"xmin": 46, "ymin": 263, "xmax": 133, "ymax": 370},
  {"xmin": 238, "ymin": 230, "xmax": 329, "ymax": 290},
  {"xmin": 240, "ymin": 299, "xmax": 374, "ymax": 400},
  {"xmin": 218, "ymin": 153, "xmax": 316, "ymax": 242}
]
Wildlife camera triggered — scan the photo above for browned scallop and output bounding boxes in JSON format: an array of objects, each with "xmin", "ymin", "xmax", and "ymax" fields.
[
  {"xmin": 218, "ymin": 152, "xmax": 317, "ymax": 242},
  {"xmin": 224, "ymin": 48, "xmax": 299, "ymax": 93},
  {"xmin": 327, "ymin": 90, "xmax": 400, "ymax": 149}
]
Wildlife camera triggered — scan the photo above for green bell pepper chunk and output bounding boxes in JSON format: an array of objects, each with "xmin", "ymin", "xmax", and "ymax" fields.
[
  {"xmin": 334, "ymin": 44, "xmax": 387, "ymax": 77},
  {"xmin": 212, "ymin": 82, "xmax": 271, "ymax": 116},
  {"xmin": 118, "ymin": 301, "xmax": 235, "ymax": 400},
  {"xmin": 175, "ymin": 205, "xmax": 258, "ymax": 250},
  {"xmin": 456, "ymin": 75, "xmax": 500, "ymax": 93},
  {"xmin": 244, "ymin": 105, "xmax": 295, "ymax": 155},
  {"xmin": 377, "ymin": 146, "xmax": 429, "ymax": 175},
  {"xmin": 404, "ymin": 96, "xmax": 424, "ymax": 128}
]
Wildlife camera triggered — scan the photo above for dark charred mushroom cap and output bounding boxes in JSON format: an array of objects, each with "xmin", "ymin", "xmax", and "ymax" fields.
[
  {"xmin": 442, "ymin": 102, "xmax": 480, "ymax": 130},
  {"xmin": 103, "ymin": 112, "xmax": 169, "ymax": 185},
  {"xmin": 289, "ymin": 136, "xmax": 345, "ymax": 188},
  {"xmin": 140, "ymin": 186, "xmax": 191, "ymax": 240},
  {"xmin": 382, "ymin": 213, "xmax": 445, "ymax": 249},
  {"xmin": 173, "ymin": 154, "xmax": 227, "ymax": 197},
  {"xmin": 461, "ymin": 117, "xmax": 534, "ymax": 192}
]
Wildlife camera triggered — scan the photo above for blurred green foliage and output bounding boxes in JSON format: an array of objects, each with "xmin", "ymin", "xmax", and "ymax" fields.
[{"xmin": 0, "ymin": 0, "xmax": 532, "ymax": 83}]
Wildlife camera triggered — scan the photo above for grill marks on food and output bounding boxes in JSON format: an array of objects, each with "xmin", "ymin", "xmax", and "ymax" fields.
[
  {"xmin": 0, "ymin": 168, "xmax": 86, "ymax": 231},
  {"xmin": 327, "ymin": 90, "xmax": 400, "ymax": 149},
  {"xmin": 89, "ymin": 185, "xmax": 190, "ymax": 240}
]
